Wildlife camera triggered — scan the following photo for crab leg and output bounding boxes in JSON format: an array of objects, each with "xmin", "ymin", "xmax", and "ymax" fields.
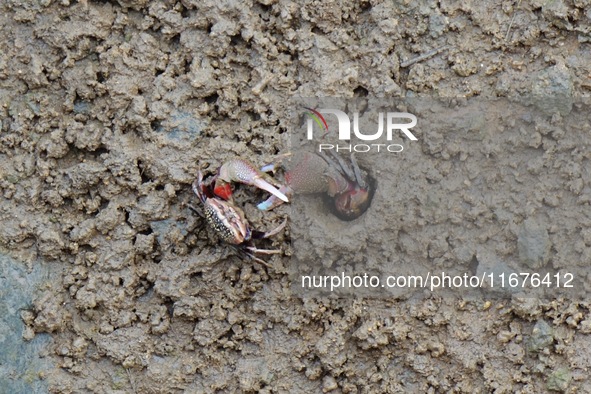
[
  {"xmin": 192, "ymin": 170, "xmax": 208, "ymax": 203},
  {"xmin": 349, "ymin": 153, "xmax": 367, "ymax": 189},
  {"xmin": 244, "ymin": 252, "xmax": 274, "ymax": 268},
  {"xmin": 245, "ymin": 247, "xmax": 282, "ymax": 255},
  {"xmin": 258, "ymin": 219, "xmax": 287, "ymax": 238},
  {"xmin": 324, "ymin": 150, "xmax": 357, "ymax": 182},
  {"xmin": 226, "ymin": 245, "xmax": 275, "ymax": 268}
]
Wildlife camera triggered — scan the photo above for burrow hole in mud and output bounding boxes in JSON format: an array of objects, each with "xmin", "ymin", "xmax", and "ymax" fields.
[
  {"xmin": 257, "ymin": 3, "xmax": 272, "ymax": 15},
  {"xmin": 137, "ymin": 159, "xmax": 157, "ymax": 185},
  {"xmin": 230, "ymin": 33, "xmax": 248, "ymax": 47},
  {"xmin": 150, "ymin": 120, "xmax": 161, "ymax": 131},
  {"xmin": 353, "ymin": 85, "xmax": 369, "ymax": 97},
  {"xmin": 180, "ymin": 5, "xmax": 190, "ymax": 18},
  {"xmin": 359, "ymin": 1, "xmax": 372, "ymax": 13},
  {"xmin": 189, "ymin": 271, "xmax": 203, "ymax": 289},
  {"xmin": 170, "ymin": 33, "xmax": 181, "ymax": 46},
  {"xmin": 87, "ymin": 145, "xmax": 109, "ymax": 159},
  {"xmin": 246, "ymin": 110, "xmax": 261, "ymax": 121},
  {"xmin": 204, "ymin": 92, "xmax": 218, "ymax": 104},
  {"xmin": 321, "ymin": 170, "xmax": 377, "ymax": 222}
]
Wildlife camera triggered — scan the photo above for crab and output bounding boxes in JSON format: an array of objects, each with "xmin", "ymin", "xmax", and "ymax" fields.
[
  {"xmin": 192, "ymin": 163, "xmax": 287, "ymax": 267},
  {"xmin": 254, "ymin": 151, "xmax": 373, "ymax": 220}
]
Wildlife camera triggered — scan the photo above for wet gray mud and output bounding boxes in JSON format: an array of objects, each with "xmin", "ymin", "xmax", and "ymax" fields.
[
  {"xmin": 1, "ymin": 255, "xmax": 54, "ymax": 393},
  {"xmin": 1, "ymin": 0, "xmax": 591, "ymax": 393}
]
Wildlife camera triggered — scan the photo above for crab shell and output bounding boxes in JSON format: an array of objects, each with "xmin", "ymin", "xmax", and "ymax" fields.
[
  {"xmin": 194, "ymin": 170, "xmax": 253, "ymax": 245},
  {"xmin": 203, "ymin": 198, "xmax": 252, "ymax": 245}
]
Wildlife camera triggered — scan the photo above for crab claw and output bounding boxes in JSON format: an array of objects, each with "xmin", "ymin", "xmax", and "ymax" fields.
[
  {"xmin": 216, "ymin": 158, "xmax": 289, "ymax": 203},
  {"xmin": 257, "ymin": 185, "xmax": 294, "ymax": 210}
]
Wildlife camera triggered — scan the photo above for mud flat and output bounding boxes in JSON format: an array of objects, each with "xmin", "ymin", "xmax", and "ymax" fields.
[{"xmin": 1, "ymin": 1, "xmax": 590, "ymax": 393}]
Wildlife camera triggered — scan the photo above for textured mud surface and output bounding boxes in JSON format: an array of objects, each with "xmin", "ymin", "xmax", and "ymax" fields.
[{"xmin": 1, "ymin": 0, "xmax": 591, "ymax": 393}]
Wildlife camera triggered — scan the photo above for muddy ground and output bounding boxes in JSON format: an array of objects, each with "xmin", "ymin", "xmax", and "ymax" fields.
[{"xmin": 1, "ymin": 0, "xmax": 591, "ymax": 393}]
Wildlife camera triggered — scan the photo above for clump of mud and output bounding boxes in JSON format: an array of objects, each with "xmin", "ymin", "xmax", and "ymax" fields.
[{"xmin": 1, "ymin": 0, "xmax": 591, "ymax": 393}]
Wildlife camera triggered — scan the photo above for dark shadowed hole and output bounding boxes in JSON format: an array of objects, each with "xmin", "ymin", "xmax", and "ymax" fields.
[
  {"xmin": 191, "ymin": 271, "xmax": 203, "ymax": 280},
  {"xmin": 123, "ymin": 209, "xmax": 131, "ymax": 224},
  {"xmin": 163, "ymin": 298, "xmax": 175, "ymax": 317},
  {"xmin": 98, "ymin": 199, "xmax": 109, "ymax": 211},
  {"xmin": 62, "ymin": 197, "xmax": 73, "ymax": 208},
  {"xmin": 204, "ymin": 92, "xmax": 218, "ymax": 104},
  {"xmin": 88, "ymin": 145, "xmax": 109, "ymax": 159},
  {"xmin": 142, "ymin": 279, "xmax": 154, "ymax": 293},
  {"xmin": 137, "ymin": 159, "xmax": 154, "ymax": 184},
  {"xmin": 230, "ymin": 34, "xmax": 245, "ymax": 46},
  {"xmin": 180, "ymin": 5, "xmax": 190, "ymax": 18},
  {"xmin": 219, "ymin": 329, "xmax": 235, "ymax": 342},
  {"xmin": 353, "ymin": 85, "xmax": 369, "ymax": 97},
  {"xmin": 332, "ymin": 307, "xmax": 345, "ymax": 319},
  {"xmin": 138, "ymin": 228, "xmax": 153, "ymax": 236},
  {"xmin": 259, "ymin": 3, "xmax": 272, "ymax": 14},
  {"xmin": 360, "ymin": 1, "xmax": 371, "ymax": 12},
  {"xmin": 246, "ymin": 110, "xmax": 261, "ymax": 121},
  {"xmin": 150, "ymin": 120, "xmax": 161, "ymax": 131},
  {"xmin": 188, "ymin": 271, "xmax": 203, "ymax": 290}
]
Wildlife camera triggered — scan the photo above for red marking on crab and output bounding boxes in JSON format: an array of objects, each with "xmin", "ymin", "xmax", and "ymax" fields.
[{"xmin": 213, "ymin": 183, "xmax": 233, "ymax": 201}]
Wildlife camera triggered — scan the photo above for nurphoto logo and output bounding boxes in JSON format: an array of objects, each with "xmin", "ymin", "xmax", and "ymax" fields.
[{"xmin": 303, "ymin": 107, "xmax": 418, "ymax": 153}]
